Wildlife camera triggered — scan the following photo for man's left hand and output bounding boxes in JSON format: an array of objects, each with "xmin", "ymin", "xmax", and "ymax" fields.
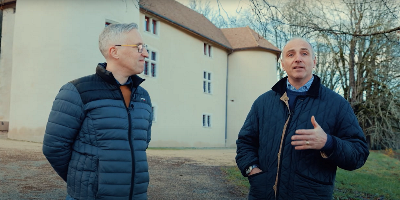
[{"xmin": 291, "ymin": 116, "xmax": 327, "ymax": 150}]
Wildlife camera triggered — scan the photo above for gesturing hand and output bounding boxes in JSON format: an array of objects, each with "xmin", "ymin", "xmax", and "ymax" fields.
[{"xmin": 291, "ymin": 116, "xmax": 327, "ymax": 150}]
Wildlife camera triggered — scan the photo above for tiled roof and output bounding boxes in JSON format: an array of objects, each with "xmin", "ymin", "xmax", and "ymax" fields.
[
  {"xmin": 221, "ymin": 26, "xmax": 281, "ymax": 55},
  {"xmin": 140, "ymin": 0, "xmax": 232, "ymax": 49},
  {"xmin": 0, "ymin": 0, "xmax": 16, "ymax": 9},
  {"xmin": 140, "ymin": 0, "xmax": 281, "ymax": 56},
  {"xmin": 1, "ymin": 0, "xmax": 16, "ymax": 4}
]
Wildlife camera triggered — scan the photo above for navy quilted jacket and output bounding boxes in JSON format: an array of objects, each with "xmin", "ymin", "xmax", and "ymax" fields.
[
  {"xmin": 43, "ymin": 63, "xmax": 153, "ymax": 200},
  {"xmin": 236, "ymin": 75, "xmax": 369, "ymax": 200}
]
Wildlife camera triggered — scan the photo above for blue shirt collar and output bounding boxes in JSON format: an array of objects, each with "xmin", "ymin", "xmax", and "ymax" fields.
[
  {"xmin": 287, "ymin": 75, "xmax": 314, "ymax": 92},
  {"xmin": 115, "ymin": 76, "xmax": 132, "ymax": 86}
]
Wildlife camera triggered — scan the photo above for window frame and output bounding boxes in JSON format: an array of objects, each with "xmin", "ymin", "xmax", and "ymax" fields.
[
  {"xmin": 202, "ymin": 114, "xmax": 212, "ymax": 128},
  {"xmin": 203, "ymin": 43, "xmax": 212, "ymax": 57},
  {"xmin": 203, "ymin": 71, "xmax": 212, "ymax": 94},
  {"xmin": 143, "ymin": 47, "xmax": 158, "ymax": 78},
  {"xmin": 151, "ymin": 104, "xmax": 157, "ymax": 122},
  {"xmin": 145, "ymin": 16, "xmax": 150, "ymax": 32},
  {"xmin": 144, "ymin": 15, "xmax": 159, "ymax": 35}
]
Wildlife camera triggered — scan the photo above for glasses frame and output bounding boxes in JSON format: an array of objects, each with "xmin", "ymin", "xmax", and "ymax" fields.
[{"xmin": 115, "ymin": 44, "xmax": 146, "ymax": 53}]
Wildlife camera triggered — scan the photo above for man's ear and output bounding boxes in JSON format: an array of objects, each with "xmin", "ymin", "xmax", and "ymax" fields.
[
  {"xmin": 313, "ymin": 56, "xmax": 317, "ymax": 68},
  {"xmin": 281, "ymin": 60, "xmax": 286, "ymax": 71},
  {"xmin": 109, "ymin": 46, "xmax": 119, "ymax": 59}
]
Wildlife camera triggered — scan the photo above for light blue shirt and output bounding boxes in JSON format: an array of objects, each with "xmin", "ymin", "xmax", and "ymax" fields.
[
  {"xmin": 115, "ymin": 77, "xmax": 132, "ymax": 86},
  {"xmin": 287, "ymin": 75, "xmax": 314, "ymax": 92}
]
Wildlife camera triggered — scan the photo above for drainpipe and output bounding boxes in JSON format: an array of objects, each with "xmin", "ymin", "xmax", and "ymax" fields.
[{"xmin": 225, "ymin": 50, "xmax": 233, "ymax": 147}]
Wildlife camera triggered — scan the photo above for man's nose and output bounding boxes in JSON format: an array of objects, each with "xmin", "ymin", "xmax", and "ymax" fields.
[
  {"xmin": 142, "ymin": 48, "xmax": 149, "ymax": 58},
  {"xmin": 294, "ymin": 54, "xmax": 302, "ymax": 63}
]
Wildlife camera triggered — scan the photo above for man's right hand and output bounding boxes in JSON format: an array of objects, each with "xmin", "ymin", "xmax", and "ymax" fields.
[{"xmin": 248, "ymin": 167, "xmax": 262, "ymax": 176}]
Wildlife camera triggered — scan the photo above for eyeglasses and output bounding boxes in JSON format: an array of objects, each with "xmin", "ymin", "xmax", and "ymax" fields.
[{"xmin": 115, "ymin": 44, "xmax": 147, "ymax": 53}]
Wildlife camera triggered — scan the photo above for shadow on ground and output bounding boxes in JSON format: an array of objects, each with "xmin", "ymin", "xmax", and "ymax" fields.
[{"xmin": 0, "ymin": 139, "xmax": 246, "ymax": 200}]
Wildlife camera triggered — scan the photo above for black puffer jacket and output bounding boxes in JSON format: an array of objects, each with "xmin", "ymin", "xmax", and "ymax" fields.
[
  {"xmin": 236, "ymin": 75, "xmax": 369, "ymax": 200},
  {"xmin": 43, "ymin": 63, "xmax": 152, "ymax": 200}
]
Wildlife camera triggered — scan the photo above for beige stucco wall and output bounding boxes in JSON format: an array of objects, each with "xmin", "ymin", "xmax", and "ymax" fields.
[
  {"xmin": 8, "ymin": 0, "xmax": 140, "ymax": 142},
  {"xmin": 139, "ymin": 13, "xmax": 228, "ymax": 147},
  {"xmin": 0, "ymin": 8, "xmax": 15, "ymax": 122},
  {"xmin": 226, "ymin": 50, "xmax": 278, "ymax": 147}
]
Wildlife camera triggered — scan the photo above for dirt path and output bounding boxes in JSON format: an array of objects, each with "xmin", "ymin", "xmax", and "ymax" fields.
[{"xmin": 0, "ymin": 138, "xmax": 246, "ymax": 200}]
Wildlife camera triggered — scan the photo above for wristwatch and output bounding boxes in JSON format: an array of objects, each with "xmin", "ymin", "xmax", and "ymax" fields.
[{"xmin": 246, "ymin": 164, "xmax": 259, "ymax": 175}]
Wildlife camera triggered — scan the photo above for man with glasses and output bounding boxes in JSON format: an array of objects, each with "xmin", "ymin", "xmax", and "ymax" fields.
[{"xmin": 43, "ymin": 23, "xmax": 152, "ymax": 200}]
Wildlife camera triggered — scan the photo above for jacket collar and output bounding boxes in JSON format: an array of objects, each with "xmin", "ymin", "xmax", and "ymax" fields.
[
  {"xmin": 96, "ymin": 63, "xmax": 145, "ymax": 88},
  {"xmin": 272, "ymin": 75, "xmax": 320, "ymax": 98}
]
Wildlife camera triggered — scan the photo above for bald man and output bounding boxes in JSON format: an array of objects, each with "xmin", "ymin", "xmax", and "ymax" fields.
[{"xmin": 236, "ymin": 38, "xmax": 369, "ymax": 200}]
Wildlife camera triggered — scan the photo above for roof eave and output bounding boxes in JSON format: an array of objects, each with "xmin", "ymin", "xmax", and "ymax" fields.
[
  {"xmin": 0, "ymin": 0, "xmax": 16, "ymax": 10},
  {"xmin": 232, "ymin": 46, "xmax": 281, "ymax": 61},
  {"xmin": 140, "ymin": 6, "xmax": 232, "ymax": 51}
]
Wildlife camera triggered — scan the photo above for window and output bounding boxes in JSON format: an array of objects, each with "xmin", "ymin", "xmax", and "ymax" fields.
[
  {"xmin": 151, "ymin": 105, "xmax": 157, "ymax": 122},
  {"xmin": 204, "ymin": 43, "xmax": 212, "ymax": 57},
  {"xmin": 144, "ymin": 61, "xmax": 149, "ymax": 75},
  {"xmin": 143, "ymin": 48, "xmax": 158, "ymax": 78},
  {"xmin": 202, "ymin": 114, "xmax": 211, "ymax": 128},
  {"xmin": 145, "ymin": 16, "xmax": 150, "ymax": 32},
  {"xmin": 151, "ymin": 63, "xmax": 156, "ymax": 77},
  {"xmin": 105, "ymin": 19, "xmax": 118, "ymax": 27},
  {"xmin": 203, "ymin": 71, "xmax": 212, "ymax": 94},
  {"xmin": 152, "ymin": 19, "xmax": 157, "ymax": 34},
  {"xmin": 144, "ymin": 16, "xmax": 158, "ymax": 35}
]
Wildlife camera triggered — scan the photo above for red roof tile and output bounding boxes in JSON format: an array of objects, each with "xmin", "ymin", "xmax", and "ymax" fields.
[
  {"xmin": 140, "ymin": 0, "xmax": 280, "ymax": 56},
  {"xmin": 140, "ymin": 0, "xmax": 232, "ymax": 49},
  {"xmin": 221, "ymin": 26, "xmax": 281, "ymax": 54}
]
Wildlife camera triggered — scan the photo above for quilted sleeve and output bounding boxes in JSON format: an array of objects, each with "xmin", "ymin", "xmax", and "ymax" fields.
[
  {"xmin": 235, "ymin": 100, "xmax": 260, "ymax": 177},
  {"xmin": 324, "ymin": 100, "xmax": 369, "ymax": 170},
  {"xmin": 42, "ymin": 82, "xmax": 85, "ymax": 182}
]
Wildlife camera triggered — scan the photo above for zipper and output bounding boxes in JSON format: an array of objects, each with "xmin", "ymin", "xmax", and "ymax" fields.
[
  {"xmin": 118, "ymin": 86, "xmax": 138, "ymax": 200},
  {"xmin": 273, "ymin": 92, "xmax": 291, "ymax": 198},
  {"xmin": 128, "ymin": 111, "xmax": 134, "ymax": 200}
]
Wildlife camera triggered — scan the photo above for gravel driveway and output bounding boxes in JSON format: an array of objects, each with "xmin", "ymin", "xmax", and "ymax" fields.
[{"xmin": 0, "ymin": 138, "xmax": 246, "ymax": 200}]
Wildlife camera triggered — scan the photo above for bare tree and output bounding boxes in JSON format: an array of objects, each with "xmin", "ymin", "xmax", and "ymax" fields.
[
  {"xmin": 187, "ymin": 0, "xmax": 254, "ymax": 29},
  {"xmin": 185, "ymin": 0, "xmax": 400, "ymax": 148},
  {"xmin": 248, "ymin": 0, "xmax": 400, "ymax": 149}
]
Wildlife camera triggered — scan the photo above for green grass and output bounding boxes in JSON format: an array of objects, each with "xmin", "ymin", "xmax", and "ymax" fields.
[
  {"xmin": 334, "ymin": 151, "xmax": 400, "ymax": 199},
  {"xmin": 221, "ymin": 151, "xmax": 400, "ymax": 199},
  {"xmin": 220, "ymin": 165, "xmax": 249, "ymax": 195}
]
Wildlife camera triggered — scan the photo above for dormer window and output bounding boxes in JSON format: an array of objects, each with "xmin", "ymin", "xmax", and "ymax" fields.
[
  {"xmin": 204, "ymin": 43, "xmax": 212, "ymax": 57},
  {"xmin": 145, "ymin": 16, "xmax": 158, "ymax": 35}
]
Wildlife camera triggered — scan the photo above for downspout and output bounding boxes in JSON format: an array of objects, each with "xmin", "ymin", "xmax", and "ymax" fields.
[{"xmin": 224, "ymin": 49, "xmax": 233, "ymax": 147}]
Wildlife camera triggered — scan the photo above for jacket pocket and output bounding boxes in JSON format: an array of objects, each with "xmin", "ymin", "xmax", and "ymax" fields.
[
  {"xmin": 293, "ymin": 170, "xmax": 333, "ymax": 200},
  {"xmin": 68, "ymin": 153, "xmax": 99, "ymax": 199},
  {"xmin": 248, "ymin": 171, "xmax": 268, "ymax": 200}
]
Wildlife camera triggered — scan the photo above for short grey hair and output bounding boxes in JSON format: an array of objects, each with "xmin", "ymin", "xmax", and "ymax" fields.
[{"xmin": 99, "ymin": 23, "xmax": 138, "ymax": 58}]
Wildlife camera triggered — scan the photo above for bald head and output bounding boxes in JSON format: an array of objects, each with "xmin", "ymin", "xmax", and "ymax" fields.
[
  {"xmin": 282, "ymin": 38, "xmax": 315, "ymax": 61},
  {"xmin": 280, "ymin": 37, "xmax": 316, "ymax": 88}
]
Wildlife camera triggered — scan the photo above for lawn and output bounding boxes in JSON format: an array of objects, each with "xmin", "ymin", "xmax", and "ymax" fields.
[{"xmin": 221, "ymin": 150, "xmax": 400, "ymax": 200}]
